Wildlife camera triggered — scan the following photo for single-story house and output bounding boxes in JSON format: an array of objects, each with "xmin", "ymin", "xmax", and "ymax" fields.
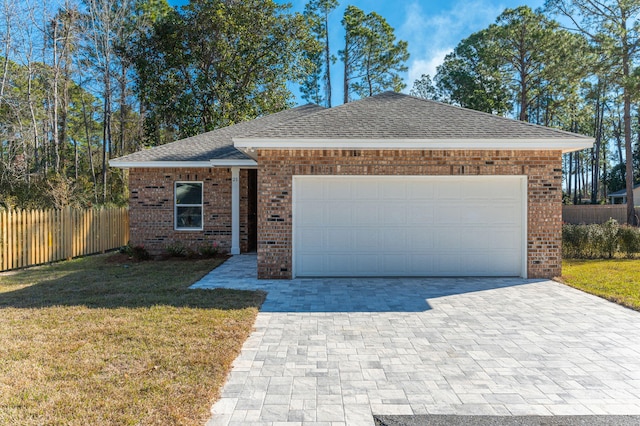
[
  {"xmin": 609, "ymin": 184, "xmax": 640, "ymax": 205},
  {"xmin": 110, "ymin": 92, "xmax": 593, "ymax": 279}
]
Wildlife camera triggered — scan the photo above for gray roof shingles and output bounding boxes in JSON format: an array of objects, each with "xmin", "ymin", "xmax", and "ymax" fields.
[
  {"xmin": 113, "ymin": 92, "xmax": 591, "ymax": 166},
  {"xmin": 110, "ymin": 104, "xmax": 324, "ymax": 164},
  {"xmin": 238, "ymin": 91, "xmax": 593, "ymax": 141},
  {"xmin": 609, "ymin": 184, "xmax": 640, "ymax": 197}
]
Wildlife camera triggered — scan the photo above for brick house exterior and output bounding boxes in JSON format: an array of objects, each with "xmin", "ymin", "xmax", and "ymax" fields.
[
  {"xmin": 111, "ymin": 92, "xmax": 592, "ymax": 279},
  {"xmin": 256, "ymin": 149, "xmax": 562, "ymax": 280},
  {"xmin": 128, "ymin": 167, "xmax": 256, "ymax": 254}
]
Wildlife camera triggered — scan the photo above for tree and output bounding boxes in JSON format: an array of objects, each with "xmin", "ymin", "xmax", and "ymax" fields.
[
  {"xmin": 340, "ymin": 5, "xmax": 409, "ymax": 103},
  {"xmin": 301, "ymin": 0, "xmax": 338, "ymax": 107},
  {"xmin": 435, "ymin": 29, "xmax": 511, "ymax": 114},
  {"xmin": 546, "ymin": 0, "xmax": 640, "ymax": 224},
  {"xmin": 81, "ymin": 0, "xmax": 133, "ymax": 202},
  {"xmin": 410, "ymin": 74, "xmax": 440, "ymax": 100},
  {"xmin": 127, "ymin": 0, "xmax": 312, "ymax": 142},
  {"xmin": 492, "ymin": 7, "xmax": 559, "ymax": 122}
]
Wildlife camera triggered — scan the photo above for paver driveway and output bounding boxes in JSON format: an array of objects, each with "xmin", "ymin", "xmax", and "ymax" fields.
[{"xmin": 192, "ymin": 255, "xmax": 640, "ymax": 425}]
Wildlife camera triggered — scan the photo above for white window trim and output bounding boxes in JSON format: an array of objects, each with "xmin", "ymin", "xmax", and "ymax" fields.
[{"xmin": 174, "ymin": 181, "xmax": 204, "ymax": 231}]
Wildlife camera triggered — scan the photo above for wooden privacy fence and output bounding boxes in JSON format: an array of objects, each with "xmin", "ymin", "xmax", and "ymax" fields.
[
  {"xmin": 0, "ymin": 207, "xmax": 129, "ymax": 271},
  {"xmin": 563, "ymin": 205, "xmax": 640, "ymax": 225}
]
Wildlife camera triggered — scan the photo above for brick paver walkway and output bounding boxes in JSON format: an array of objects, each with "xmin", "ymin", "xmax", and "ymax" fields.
[{"xmin": 192, "ymin": 254, "xmax": 640, "ymax": 425}]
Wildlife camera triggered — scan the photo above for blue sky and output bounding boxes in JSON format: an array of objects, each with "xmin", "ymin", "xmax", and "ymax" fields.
[{"xmin": 168, "ymin": 0, "xmax": 545, "ymax": 105}]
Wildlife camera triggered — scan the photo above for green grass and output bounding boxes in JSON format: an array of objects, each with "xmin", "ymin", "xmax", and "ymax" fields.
[
  {"xmin": 0, "ymin": 254, "xmax": 264, "ymax": 425},
  {"xmin": 561, "ymin": 259, "xmax": 640, "ymax": 311}
]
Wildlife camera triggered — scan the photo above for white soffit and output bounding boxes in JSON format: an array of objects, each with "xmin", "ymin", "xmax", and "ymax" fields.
[
  {"xmin": 109, "ymin": 159, "xmax": 257, "ymax": 169},
  {"xmin": 234, "ymin": 138, "xmax": 594, "ymax": 154}
]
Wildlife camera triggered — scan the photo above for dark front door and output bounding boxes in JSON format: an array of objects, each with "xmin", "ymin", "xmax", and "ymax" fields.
[{"xmin": 247, "ymin": 169, "xmax": 258, "ymax": 252}]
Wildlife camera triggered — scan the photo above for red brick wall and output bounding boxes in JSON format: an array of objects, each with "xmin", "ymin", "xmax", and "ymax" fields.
[
  {"xmin": 257, "ymin": 149, "xmax": 563, "ymax": 279},
  {"xmin": 128, "ymin": 168, "xmax": 252, "ymax": 255}
]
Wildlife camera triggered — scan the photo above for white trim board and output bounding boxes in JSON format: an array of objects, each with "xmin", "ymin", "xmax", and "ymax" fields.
[
  {"xmin": 109, "ymin": 159, "xmax": 257, "ymax": 169},
  {"xmin": 234, "ymin": 137, "xmax": 593, "ymax": 154}
]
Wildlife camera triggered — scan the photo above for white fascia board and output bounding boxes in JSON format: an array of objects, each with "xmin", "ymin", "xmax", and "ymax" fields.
[
  {"xmin": 209, "ymin": 159, "xmax": 257, "ymax": 167},
  {"xmin": 233, "ymin": 137, "xmax": 594, "ymax": 154},
  {"xmin": 109, "ymin": 159, "xmax": 256, "ymax": 169}
]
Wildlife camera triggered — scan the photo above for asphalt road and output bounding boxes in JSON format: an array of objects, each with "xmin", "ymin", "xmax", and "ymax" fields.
[{"xmin": 374, "ymin": 416, "xmax": 640, "ymax": 426}]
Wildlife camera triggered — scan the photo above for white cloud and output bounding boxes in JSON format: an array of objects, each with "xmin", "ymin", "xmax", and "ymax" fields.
[
  {"xmin": 398, "ymin": 0, "xmax": 506, "ymax": 91},
  {"xmin": 408, "ymin": 49, "xmax": 451, "ymax": 85}
]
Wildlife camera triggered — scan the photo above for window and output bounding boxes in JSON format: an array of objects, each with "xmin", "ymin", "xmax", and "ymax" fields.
[{"xmin": 175, "ymin": 182, "xmax": 203, "ymax": 230}]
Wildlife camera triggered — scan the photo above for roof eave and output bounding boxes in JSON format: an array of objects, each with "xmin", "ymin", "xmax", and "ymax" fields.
[
  {"xmin": 109, "ymin": 159, "xmax": 257, "ymax": 169},
  {"xmin": 233, "ymin": 138, "xmax": 594, "ymax": 154}
]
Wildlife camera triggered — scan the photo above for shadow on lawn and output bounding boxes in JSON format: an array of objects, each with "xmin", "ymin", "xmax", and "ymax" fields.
[{"xmin": 0, "ymin": 255, "xmax": 265, "ymax": 310}]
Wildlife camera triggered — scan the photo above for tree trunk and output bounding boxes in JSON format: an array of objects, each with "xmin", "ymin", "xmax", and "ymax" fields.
[
  {"xmin": 119, "ymin": 63, "xmax": 127, "ymax": 157},
  {"xmin": 324, "ymin": 11, "xmax": 331, "ymax": 108},
  {"xmin": 74, "ymin": 138, "xmax": 78, "ymax": 180},
  {"xmin": 623, "ymin": 90, "xmax": 636, "ymax": 224},
  {"xmin": 622, "ymin": 36, "xmax": 636, "ymax": 224},
  {"xmin": 52, "ymin": 20, "xmax": 60, "ymax": 173},
  {"xmin": 573, "ymin": 152, "xmax": 580, "ymax": 205},
  {"xmin": 0, "ymin": 1, "xmax": 11, "ymax": 100},
  {"xmin": 591, "ymin": 86, "xmax": 602, "ymax": 204},
  {"xmin": 82, "ymin": 95, "xmax": 98, "ymax": 203},
  {"xmin": 567, "ymin": 152, "xmax": 573, "ymax": 203},
  {"xmin": 102, "ymin": 93, "xmax": 110, "ymax": 203},
  {"xmin": 343, "ymin": 32, "xmax": 349, "ymax": 104}
]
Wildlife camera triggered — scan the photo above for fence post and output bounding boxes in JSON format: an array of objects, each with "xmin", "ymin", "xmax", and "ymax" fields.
[{"xmin": 1, "ymin": 209, "xmax": 5, "ymax": 271}]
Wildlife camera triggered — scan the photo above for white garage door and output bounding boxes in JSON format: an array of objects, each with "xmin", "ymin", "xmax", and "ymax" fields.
[{"xmin": 293, "ymin": 176, "xmax": 526, "ymax": 277}]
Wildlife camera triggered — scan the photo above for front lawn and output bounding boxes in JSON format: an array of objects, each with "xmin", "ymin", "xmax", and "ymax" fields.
[
  {"xmin": 0, "ymin": 254, "xmax": 264, "ymax": 425},
  {"xmin": 561, "ymin": 259, "xmax": 640, "ymax": 311}
]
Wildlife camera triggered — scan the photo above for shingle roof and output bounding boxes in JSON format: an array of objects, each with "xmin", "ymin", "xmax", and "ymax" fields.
[
  {"xmin": 238, "ymin": 91, "xmax": 593, "ymax": 141},
  {"xmin": 110, "ymin": 104, "xmax": 324, "ymax": 165},
  {"xmin": 113, "ymin": 92, "xmax": 593, "ymax": 168},
  {"xmin": 609, "ymin": 184, "xmax": 640, "ymax": 197}
]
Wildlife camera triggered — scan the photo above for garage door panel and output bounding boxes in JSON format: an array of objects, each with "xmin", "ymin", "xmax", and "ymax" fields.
[
  {"xmin": 354, "ymin": 180, "xmax": 379, "ymax": 200},
  {"xmin": 299, "ymin": 228, "xmax": 325, "ymax": 250},
  {"xmin": 409, "ymin": 254, "xmax": 434, "ymax": 274},
  {"xmin": 354, "ymin": 255, "xmax": 380, "ymax": 274},
  {"xmin": 460, "ymin": 228, "xmax": 490, "ymax": 250},
  {"xmin": 435, "ymin": 256, "xmax": 462, "ymax": 275},
  {"xmin": 490, "ymin": 227, "xmax": 521, "ymax": 249},
  {"xmin": 296, "ymin": 179, "xmax": 324, "ymax": 200},
  {"xmin": 381, "ymin": 228, "xmax": 407, "ymax": 251},
  {"xmin": 464, "ymin": 254, "xmax": 491, "ymax": 274},
  {"xmin": 435, "ymin": 205, "xmax": 462, "ymax": 224},
  {"xmin": 380, "ymin": 255, "xmax": 407, "ymax": 274},
  {"xmin": 297, "ymin": 202, "xmax": 324, "ymax": 225},
  {"xmin": 323, "ymin": 254, "xmax": 353, "ymax": 275},
  {"xmin": 328, "ymin": 204, "xmax": 352, "ymax": 223},
  {"xmin": 353, "ymin": 202, "xmax": 379, "ymax": 225},
  {"xmin": 407, "ymin": 181, "xmax": 435, "ymax": 199},
  {"xmin": 435, "ymin": 180, "xmax": 463, "ymax": 200},
  {"xmin": 434, "ymin": 228, "xmax": 462, "ymax": 250},
  {"xmin": 353, "ymin": 228, "xmax": 379, "ymax": 249},
  {"xmin": 409, "ymin": 232, "xmax": 435, "ymax": 250},
  {"xmin": 381, "ymin": 204, "xmax": 407, "ymax": 225},
  {"xmin": 297, "ymin": 254, "xmax": 324, "ymax": 276},
  {"xmin": 381, "ymin": 181, "xmax": 407, "ymax": 199},
  {"xmin": 325, "ymin": 228, "xmax": 352, "ymax": 250},
  {"xmin": 294, "ymin": 176, "xmax": 524, "ymax": 277},
  {"xmin": 325, "ymin": 179, "xmax": 352, "ymax": 199},
  {"xmin": 406, "ymin": 204, "xmax": 434, "ymax": 224}
]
